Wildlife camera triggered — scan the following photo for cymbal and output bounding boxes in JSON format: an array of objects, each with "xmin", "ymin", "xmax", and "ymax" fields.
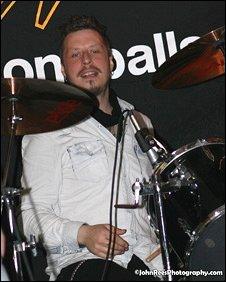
[
  {"xmin": 152, "ymin": 26, "xmax": 225, "ymax": 89},
  {"xmin": 1, "ymin": 77, "xmax": 98, "ymax": 135}
]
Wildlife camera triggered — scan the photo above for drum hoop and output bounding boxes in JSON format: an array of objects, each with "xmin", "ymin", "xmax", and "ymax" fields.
[
  {"xmin": 185, "ymin": 204, "xmax": 225, "ymax": 264},
  {"xmin": 155, "ymin": 137, "xmax": 225, "ymax": 176},
  {"xmin": 193, "ymin": 204, "xmax": 225, "ymax": 238}
]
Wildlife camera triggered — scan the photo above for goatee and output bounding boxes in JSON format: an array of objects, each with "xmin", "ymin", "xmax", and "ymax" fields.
[{"xmin": 87, "ymin": 80, "xmax": 102, "ymax": 97}]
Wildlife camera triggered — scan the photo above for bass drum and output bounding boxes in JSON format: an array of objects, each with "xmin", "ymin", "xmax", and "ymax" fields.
[{"xmin": 148, "ymin": 137, "xmax": 225, "ymax": 280}]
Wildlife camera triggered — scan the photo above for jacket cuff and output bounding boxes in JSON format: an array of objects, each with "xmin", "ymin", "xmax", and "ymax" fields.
[{"xmin": 48, "ymin": 221, "xmax": 87, "ymax": 254}]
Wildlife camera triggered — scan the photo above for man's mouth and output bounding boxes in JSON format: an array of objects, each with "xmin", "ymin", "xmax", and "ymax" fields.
[{"xmin": 80, "ymin": 70, "xmax": 99, "ymax": 79}]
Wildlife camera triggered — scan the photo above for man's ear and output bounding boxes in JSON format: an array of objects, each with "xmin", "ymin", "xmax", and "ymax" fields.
[
  {"xmin": 61, "ymin": 64, "xmax": 66, "ymax": 79},
  {"xmin": 110, "ymin": 55, "xmax": 116, "ymax": 72}
]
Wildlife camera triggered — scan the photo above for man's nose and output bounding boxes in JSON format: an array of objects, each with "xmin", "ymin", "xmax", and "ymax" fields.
[{"xmin": 82, "ymin": 51, "xmax": 92, "ymax": 65}]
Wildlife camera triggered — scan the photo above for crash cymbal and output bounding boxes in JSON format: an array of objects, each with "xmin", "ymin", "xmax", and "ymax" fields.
[
  {"xmin": 152, "ymin": 26, "xmax": 225, "ymax": 89},
  {"xmin": 1, "ymin": 77, "xmax": 98, "ymax": 135}
]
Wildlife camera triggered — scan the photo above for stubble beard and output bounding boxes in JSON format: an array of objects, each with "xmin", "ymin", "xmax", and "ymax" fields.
[
  {"xmin": 86, "ymin": 77, "xmax": 110, "ymax": 97},
  {"xmin": 87, "ymin": 80, "xmax": 102, "ymax": 96}
]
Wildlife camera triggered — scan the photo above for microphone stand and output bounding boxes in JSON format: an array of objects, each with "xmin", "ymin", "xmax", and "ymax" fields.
[{"xmin": 129, "ymin": 110, "xmax": 173, "ymax": 281}]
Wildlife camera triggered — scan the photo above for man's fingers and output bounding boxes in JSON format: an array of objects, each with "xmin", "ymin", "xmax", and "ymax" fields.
[
  {"xmin": 105, "ymin": 241, "xmax": 128, "ymax": 252},
  {"xmin": 104, "ymin": 224, "xmax": 126, "ymax": 234},
  {"xmin": 107, "ymin": 235, "xmax": 129, "ymax": 249},
  {"xmin": 102, "ymin": 246, "xmax": 127, "ymax": 257},
  {"xmin": 104, "ymin": 225, "xmax": 129, "ymax": 248}
]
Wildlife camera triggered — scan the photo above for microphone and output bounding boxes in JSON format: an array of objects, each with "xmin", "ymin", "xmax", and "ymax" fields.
[{"xmin": 129, "ymin": 110, "xmax": 165, "ymax": 168}]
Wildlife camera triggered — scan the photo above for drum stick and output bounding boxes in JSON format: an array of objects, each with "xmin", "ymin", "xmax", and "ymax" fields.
[{"xmin": 145, "ymin": 246, "xmax": 161, "ymax": 262}]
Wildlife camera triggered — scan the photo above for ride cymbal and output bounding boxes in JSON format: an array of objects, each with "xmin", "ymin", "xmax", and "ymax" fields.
[
  {"xmin": 1, "ymin": 77, "xmax": 98, "ymax": 135},
  {"xmin": 152, "ymin": 26, "xmax": 225, "ymax": 89}
]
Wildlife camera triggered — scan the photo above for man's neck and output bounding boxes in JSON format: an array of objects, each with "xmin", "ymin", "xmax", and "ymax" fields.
[{"xmin": 96, "ymin": 90, "xmax": 113, "ymax": 115}]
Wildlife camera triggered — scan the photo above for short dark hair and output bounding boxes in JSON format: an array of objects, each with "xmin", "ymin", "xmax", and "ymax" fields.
[{"xmin": 58, "ymin": 15, "xmax": 112, "ymax": 59}]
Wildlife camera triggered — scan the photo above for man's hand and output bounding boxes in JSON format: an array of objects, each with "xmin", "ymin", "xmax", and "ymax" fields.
[{"xmin": 77, "ymin": 224, "xmax": 129, "ymax": 258}]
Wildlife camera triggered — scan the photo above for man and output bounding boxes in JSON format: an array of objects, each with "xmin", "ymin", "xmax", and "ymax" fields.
[{"xmin": 20, "ymin": 15, "xmax": 163, "ymax": 281}]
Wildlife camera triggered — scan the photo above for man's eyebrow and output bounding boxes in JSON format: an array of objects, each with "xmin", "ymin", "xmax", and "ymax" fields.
[
  {"xmin": 68, "ymin": 44, "xmax": 104, "ymax": 50},
  {"xmin": 89, "ymin": 44, "xmax": 104, "ymax": 48}
]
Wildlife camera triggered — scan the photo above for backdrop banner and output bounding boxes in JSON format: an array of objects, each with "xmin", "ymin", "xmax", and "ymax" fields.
[{"xmin": 1, "ymin": 1, "xmax": 225, "ymax": 149}]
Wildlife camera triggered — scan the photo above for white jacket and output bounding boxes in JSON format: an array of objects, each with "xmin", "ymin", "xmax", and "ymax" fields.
[{"xmin": 21, "ymin": 97, "xmax": 163, "ymax": 280}]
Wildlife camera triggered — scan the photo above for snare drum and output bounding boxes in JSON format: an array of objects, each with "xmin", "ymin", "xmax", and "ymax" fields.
[{"xmin": 149, "ymin": 138, "xmax": 225, "ymax": 280}]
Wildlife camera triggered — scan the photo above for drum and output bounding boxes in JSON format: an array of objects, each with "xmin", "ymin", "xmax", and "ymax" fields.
[{"xmin": 148, "ymin": 137, "xmax": 225, "ymax": 280}]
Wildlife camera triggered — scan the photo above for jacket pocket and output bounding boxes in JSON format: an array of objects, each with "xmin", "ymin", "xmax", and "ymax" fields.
[{"xmin": 67, "ymin": 140, "xmax": 109, "ymax": 183}]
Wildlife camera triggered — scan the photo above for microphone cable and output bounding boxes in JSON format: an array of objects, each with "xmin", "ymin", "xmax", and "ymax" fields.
[{"xmin": 100, "ymin": 109, "xmax": 130, "ymax": 281}]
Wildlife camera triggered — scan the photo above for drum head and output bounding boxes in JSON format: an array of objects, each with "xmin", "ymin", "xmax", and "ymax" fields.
[
  {"xmin": 156, "ymin": 138, "xmax": 225, "ymax": 223},
  {"xmin": 188, "ymin": 207, "xmax": 225, "ymax": 281},
  {"xmin": 157, "ymin": 138, "xmax": 224, "ymax": 188}
]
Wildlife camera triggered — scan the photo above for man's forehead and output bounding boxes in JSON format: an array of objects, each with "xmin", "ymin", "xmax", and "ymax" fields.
[
  {"xmin": 65, "ymin": 29, "xmax": 103, "ymax": 40},
  {"xmin": 63, "ymin": 30, "xmax": 106, "ymax": 50}
]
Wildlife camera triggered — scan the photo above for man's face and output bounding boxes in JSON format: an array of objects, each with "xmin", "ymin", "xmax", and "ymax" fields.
[{"xmin": 61, "ymin": 29, "xmax": 114, "ymax": 96}]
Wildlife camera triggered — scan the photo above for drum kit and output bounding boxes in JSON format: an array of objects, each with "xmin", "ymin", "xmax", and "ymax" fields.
[{"xmin": 1, "ymin": 26, "xmax": 225, "ymax": 281}]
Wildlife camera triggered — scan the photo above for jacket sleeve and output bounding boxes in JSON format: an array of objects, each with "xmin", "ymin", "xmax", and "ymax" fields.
[{"xmin": 20, "ymin": 133, "xmax": 85, "ymax": 255}]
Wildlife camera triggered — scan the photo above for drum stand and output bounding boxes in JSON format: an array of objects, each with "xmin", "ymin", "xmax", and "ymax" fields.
[
  {"xmin": 129, "ymin": 111, "xmax": 173, "ymax": 281},
  {"xmin": 1, "ymin": 97, "xmax": 37, "ymax": 281},
  {"xmin": 151, "ymin": 174, "xmax": 173, "ymax": 280}
]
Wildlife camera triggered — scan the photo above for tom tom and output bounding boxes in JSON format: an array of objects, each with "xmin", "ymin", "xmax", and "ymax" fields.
[{"xmin": 149, "ymin": 137, "xmax": 225, "ymax": 280}]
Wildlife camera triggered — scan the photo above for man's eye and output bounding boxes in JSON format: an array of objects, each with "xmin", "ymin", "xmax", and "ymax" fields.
[
  {"xmin": 90, "ymin": 49, "xmax": 100, "ymax": 54},
  {"xmin": 72, "ymin": 52, "xmax": 80, "ymax": 58}
]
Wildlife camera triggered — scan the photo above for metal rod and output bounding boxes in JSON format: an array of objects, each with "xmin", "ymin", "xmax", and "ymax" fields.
[
  {"xmin": 1, "ymin": 98, "xmax": 18, "ymax": 189},
  {"xmin": 1, "ymin": 125, "xmax": 16, "ymax": 189},
  {"xmin": 153, "ymin": 174, "xmax": 173, "ymax": 281},
  {"xmin": 3, "ymin": 194, "xmax": 34, "ymax": 281}
]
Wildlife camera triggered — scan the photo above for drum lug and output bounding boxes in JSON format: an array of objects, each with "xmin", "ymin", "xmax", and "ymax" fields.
[{"xmin": 177, "ymin": 218, "xmax": 195, "ymax": 240}]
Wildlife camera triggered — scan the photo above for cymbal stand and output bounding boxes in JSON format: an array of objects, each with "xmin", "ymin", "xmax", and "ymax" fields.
[{"xmin": 1, "ymin": 95, "xmax": 36, "ymax": 281}]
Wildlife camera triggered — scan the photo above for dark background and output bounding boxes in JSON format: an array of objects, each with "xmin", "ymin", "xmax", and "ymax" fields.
[
  {"xmin": 1, "ymin": 1, "xmax": 225, "ymax": 149},
  {"xmin": 1, "ymin": 1, "xmax": 225, "ymax": 281}
]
